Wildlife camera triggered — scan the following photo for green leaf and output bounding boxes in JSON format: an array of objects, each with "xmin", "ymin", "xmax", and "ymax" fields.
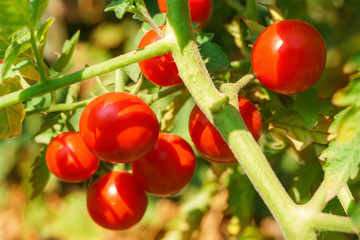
[
  {"xmin": 320, "ymin": 131, "xmax": 360, "ymax": 201},
  {"xmin": 1, "ymin": 31, "xmax": 32, "ymax": 79},
  {"xmin": 0, "ymin": 78, "xmax": 25, "ymax": 139},
  {"xmin": 30, "ymin": 0, "xmax": 50, "ymax": 26},
  {"xmin": 124, "ymin": 63, "xmax": 141, "ymax": 82},
  {"xmin": 225, "ymin": 169, "xmax": 255, "ymax": 226},
  {"xmin": 0, "ymin": 0, "xmax": 31, "ymax": 37},
  {"xmin": 30, "ymin": 146, "xmax": 50, "ymax": 198},
  {"xmin": 293, "ymin": 89, "xmax": 333, "ymax": 129},
  {"xmin": 0, "ymin": 39, "xmax": 8, "ymax": 59},
  {"xmin": 199, "ymin": 41, "xmax": 232, "ymax": 72},
  {"xmin": 37, "ymin": 17, "xmax": 55, "ymax": 59},
  {"xmin": 0, "ymin": 0, "xmax": 49, "ymax": 37},
  {"xmin": 1, "ymin": 18, "xmax": 53, "ymax": 79},
  {"xmin": 105, "ymin": 0, "xmax": 135, "ymax": 20},
  {"xmin": 51, "ymin": 30, "xmax": 80, "ymax": 75},
  {"xmin": 195, "ymin": 33, "xmax": 214, "ymax": 45}
]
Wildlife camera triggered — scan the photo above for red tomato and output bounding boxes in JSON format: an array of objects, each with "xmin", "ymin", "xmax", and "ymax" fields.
[
  {"xmin": 131, "ymin": 132, "xmax": 196, "ymax": 196},
  {"xmin": 45, "ymin": 132, "xmax": 99, "ymax": 183},
  {"xmin": 251, "ymin": 20, "xmax": 327, "ymax": 95},
  {"xmin": 87, "ymin": 171, "xmax": 148, "ymax": 230},
  {"xmin": 188, "ymin": 96, "xmax": 263, "ymax": 164},
  {"xmin": 138, "ymin": 25, "xmax": 182, "ymax": 87},
  {"xmin": 0, "ymin": 60, "xmax": 2, "ymax": 64},
  {"xmin": 79, "ymin": 92, "xmax": 159, "ymax": 163},
  {"xmin": 157, "ymin": 0, "xmax": 213, "ymax": 29}
]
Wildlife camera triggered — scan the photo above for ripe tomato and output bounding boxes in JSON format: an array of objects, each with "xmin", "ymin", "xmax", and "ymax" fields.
[
  {"xmin": 157, "ymin": 0, "xmax": 213, "ymax": 29},
  {"xmin": 188, "ymin": 96, "xmax": 262, "ymax": 164},
  {"xmin": 251, "ymin": 20, "xmax": 327, "ymax": 95},
  {"xmin": 131, "ymin": 132, "xmax": 196, "ymax": 196},
  {"xmin": 138, "ymin": 25, "xmax": 182, "ymax": 87},
  {"xmin": 45, "ymin": 132, "xmax": 99, "ymax": 183},
  {"xmin": 87, "ymin": 171, "xmax": 148, "ymax": 230},
  {"xmin": 0, "ymin": 60, "xmax": 2, "ymax": 64},
  {"xmin": 79, "ymin": 92, "xmax": 159, "ymax": 163}
]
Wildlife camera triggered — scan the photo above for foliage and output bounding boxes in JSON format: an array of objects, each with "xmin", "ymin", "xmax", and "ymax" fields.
[{"xmin": 1, "ymin": 0, "xmax": 360, "ymax": 239}]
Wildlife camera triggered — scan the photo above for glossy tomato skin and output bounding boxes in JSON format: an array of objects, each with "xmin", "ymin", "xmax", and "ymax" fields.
[
  {"xmin": 79, "ymin": 92, "xmax": 159, "ymax": 163},
  {"xmin": 45, "ymin": 132, "xmax": 99, "ymax": 183},
  {"xmin": 132, "ymin": 132, "xmax": 196, "ymax": 196},
  {"xmin": 188, "ymin": 96, "xmax": 263, "ymax": 164},
  {"xmin": 251, "ymin": 20, "xmax": 327, "ymax": 95},
  {"xmin": 138, "ymin": 26, "xmax": 182, "ymax": 87},
  {"xmin": 157, "ymin": 0, "xmax": 213, "ymax": 29},
  {"xmin": 87, "ymin": 171, "xmax": 148, "ymax": 230}
]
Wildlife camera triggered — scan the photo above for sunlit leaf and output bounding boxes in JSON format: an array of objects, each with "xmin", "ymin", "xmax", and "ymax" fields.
[
  {"xmin": 320, "ymin": 131, "xmax": 360, "ymax": 201},
  {"xmin": 332, "ymin": 78, "xmax": 360, "ymax": 107},
  {"xmin": 270, "ymin": 109, "xmax": 330, "ymax": 151},
  {"xmin": 0, "ymin": 78, "xmax": 25, "ymax": 139}
]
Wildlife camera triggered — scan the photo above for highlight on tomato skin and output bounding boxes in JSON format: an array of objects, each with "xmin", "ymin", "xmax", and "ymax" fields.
[
  {"xmin": 138, "ymin": 25, "xmax": 182, "ymax": 87},
  {"xmin": 86, "ymin": 171, "xmax": 148, "ymax": 230},
  {"xmin": 45, "ymin": 132, "xmax": 100, "ymax": 183},
  {"xmin": 188, "ymin": 96, "xmax": 263, "ymax": 164},
  {"xmin": 251, "ymin": 19, "xmax": 327, "ymax": 95},
  {"xmin": 157, "ymin": 0, "xmax": 213, "ymax": 29},
  {"xmin": 79, "ymin": 91, "xmax": 159, "ymax": 163},
  {"xmin": 131, "ymin": 132, "xmax": 196, "ymax": 197}
]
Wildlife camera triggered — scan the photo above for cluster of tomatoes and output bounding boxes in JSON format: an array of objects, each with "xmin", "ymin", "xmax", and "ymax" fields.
[{"xmin": 45, "ymin": 0, "xmax": 327, "ymax": 231}]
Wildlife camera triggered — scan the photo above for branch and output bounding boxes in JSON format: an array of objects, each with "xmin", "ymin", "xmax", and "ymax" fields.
[{"xmin": 0, "ymin": 36, "xmax": 173, "ymax": 109}]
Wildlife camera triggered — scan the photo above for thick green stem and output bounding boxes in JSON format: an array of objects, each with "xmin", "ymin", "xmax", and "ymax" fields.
[
  {"xmin": 166, "ymin": 0, "xmax": 303, "ymax": 239},
  {"xmin": 338, "ymin": 185, "xmax": 357, "ymax": 216},
  {"xmin": 0, "ymin": 37, "xmax": 172, "ymax": 109}
]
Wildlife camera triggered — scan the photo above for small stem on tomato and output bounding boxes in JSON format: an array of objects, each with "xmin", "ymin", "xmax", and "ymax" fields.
[
  {"xmin": 96, "ymin": 76, "xmax": 109, "ymax": 93},
  {"xmin": 135, "ymin": 0, "xmax": 165, "ymax": 38},
  {"xmin": 115, "ymin": 69, "xmax": 125, "ymax": 92},
  {"xmin": 130, "ymin": 75, "xmax": 143, "ymax": 95},
  {"xmin": 139, "ymin": 83, "xmax": 185, "ymax": 105},
  {"xmin": 26, "ymin": 99, "xmax": 92, "ymax": 116}
]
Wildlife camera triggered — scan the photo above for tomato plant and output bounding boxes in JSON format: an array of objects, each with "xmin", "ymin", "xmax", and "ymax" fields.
[
  {"xmin": 188, "ymin": 96, "xmax": 262, "ymax": 164},
  {"xmin": 131, "ymin": 132, "xmax": 196, "ymax": 196},
  {"xmin": 138, "ymin": 25, "xmax": 182, "ymax": 87},
  {"xmin": 79, "ymin": 92, "xmax": 159, "ymax": 163},
  {"xmin": 157, "ymin": 0, "xmax": 213, "ymax": 29},
  {"xmin": 86, "ymin": 171, "xmax": 148, "ymax": 230},
  {"xmin": 251, "ymin": 20, "xmax": 327, "ymax": 95},
  {"xmin": 45, "ymin": 132, "xmax": 99, "ymax": 183},
  {"xmin": 2, "ymin": 0, "xmax": 360, "ymax": 239}
]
